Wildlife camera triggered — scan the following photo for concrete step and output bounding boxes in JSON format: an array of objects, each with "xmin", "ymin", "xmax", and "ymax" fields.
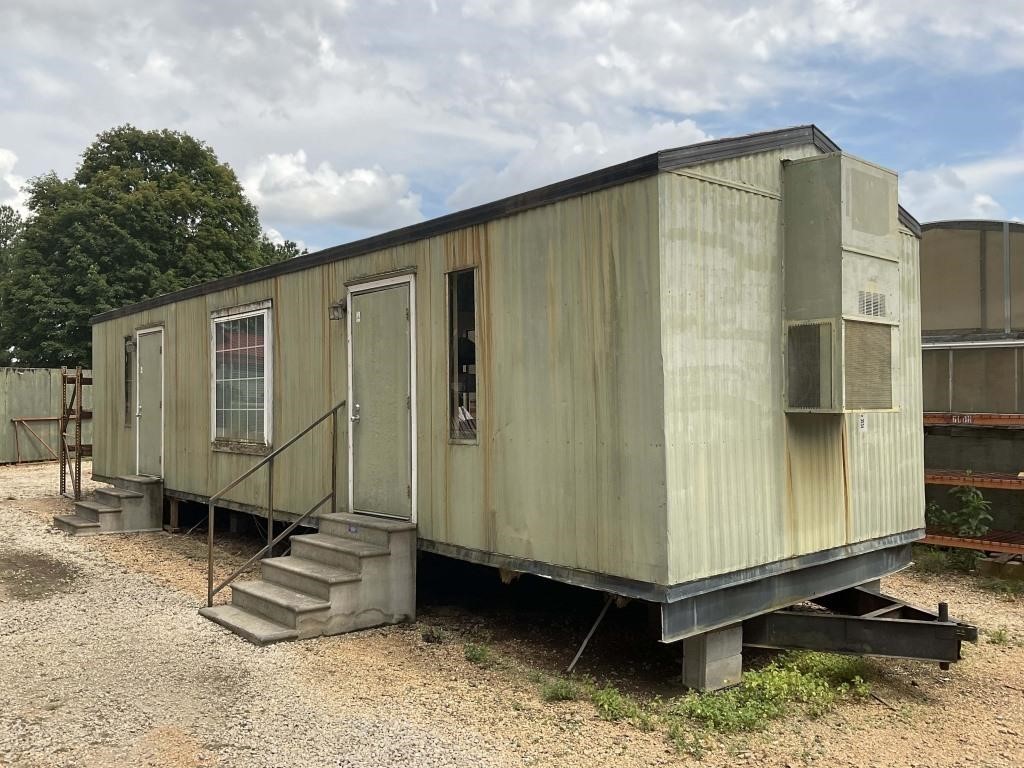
[
  {"xmin": 53, "ymin": 514, "xmax": 101, "ymax": 535},
  {"xmin": 318, "ymin": 512, "xmax": 416, "ymax": 547},
  {"xmin": 261, "ymin": 556, "xmax": 361, "ymax": 600},
  {"xmin": 74, "ymin": 499, "xmax": 121, "ymax": 522},
  {"xmin": 290, "ymin": 533, "xmax": 389, "ymax": 571},
  {"xmin": 230, "ymin": 580, "xmax": 330, "ymax": 636},
  {"xmin": 199, "ymin": 605, "xmax": 298, "ymax": 645},
  {"xmin": 95, "ymin": 486, "xmax": 143, "ymax": 505}
]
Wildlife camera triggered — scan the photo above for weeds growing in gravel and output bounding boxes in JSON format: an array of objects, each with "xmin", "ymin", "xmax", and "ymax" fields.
[
  {"xmin": 541, "ymin": 678, "xmax": 582, "ymax": 702},
  {"xmin": 464, "ymin": 642, "xmax": 493, "ymax": 666},
  {"xmin": 986, "ymin": 627, "xmax": 1010, "ymax": 645},
  {"xmin": 978, "ymin": 577, "xmax": 1024, "ymax": 598},
  {"xmin": 912, "ymin": 545, "xmax": 977, "ymax": 574},
  {"xmin": 666, "ymin": 722, "xmax": 707, "ymax": 759},
  {"xmin": 421, "ymin": 625, "xmax": 450, "ymax": 644},
  {"xmin": 664, "ymin": 652, "xmax": 870, "ymax": 735}
]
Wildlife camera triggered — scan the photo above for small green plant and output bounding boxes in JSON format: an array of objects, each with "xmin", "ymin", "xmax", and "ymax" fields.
[
  {"xmin": 978, "ymin": 577, "xmax": 1024, "ymax": 597},
  {"xmin": 926, "ymin": 485, "xmax": 993, "ymax": 537},
  {"xmin": 986, "ymin": 627, "xmax": 1010, "ymax": 645},
  {"xmin": 541, "ymin": 678, "xmax": 582, "ymax": 702},
  {"xmin": 591, "ymin": 685, "xmax": 639, "ymax": 721},
  {"xmin": 666, "ymin": 722, "xmax": 706, "ymax": 758},
  {"xmin": 912, "ymin": 544, "xmax": 977, "ymax": 574},
  {"xmin": 420, "ymin": 625, "xmax": 450, "ymax": 644},
  {"xmin": 666, "ymin": 652, "xmax": 870, "ymax": 733},
  {"xmin": 464, "ymin": 642, "xmax": 492, "ymax": 666}
]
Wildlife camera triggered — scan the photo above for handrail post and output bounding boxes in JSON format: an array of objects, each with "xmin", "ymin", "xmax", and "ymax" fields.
[
  {"xmin": 267, "ymin": 456, "xmax": 275, "ymax": 555},
  {"xmin": 331, "ymin": 409, "xmax": 338, "ymax": 515},
  {"xmin": 207, "ymin": 500, "xmax": 214, "ymax": 607}
]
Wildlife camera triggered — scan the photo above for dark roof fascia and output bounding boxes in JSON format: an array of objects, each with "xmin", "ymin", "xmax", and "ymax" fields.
[
  {"xmin": 92, "ymin": 123, "xmax": 900, "ymax": 324},
  {"xmin": 897, "ymin": 206, "xmax": 921, "ymax": 238},
  {"xmin": 922, "ymin": 219, "xmax": 1024, "ymax": 234},
  {"xmin": 89, "ymin": 151, "xmax": 658, "ymax": 324}
]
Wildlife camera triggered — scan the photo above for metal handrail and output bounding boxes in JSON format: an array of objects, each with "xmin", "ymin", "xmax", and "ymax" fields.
[{"xmin": 206, "ymin": 400, "xmax": 346, "ymax": 606}]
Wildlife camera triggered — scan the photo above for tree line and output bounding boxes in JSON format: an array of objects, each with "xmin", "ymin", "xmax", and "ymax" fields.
[{"xmin": 0, "ymin": 125, "xmax": 305, "ymax": 367}]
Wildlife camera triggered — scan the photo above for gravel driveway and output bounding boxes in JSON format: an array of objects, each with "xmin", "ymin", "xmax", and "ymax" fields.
[{"xmin": 1, "ymin": 462, "xmax": 1022, "ymax": 768}]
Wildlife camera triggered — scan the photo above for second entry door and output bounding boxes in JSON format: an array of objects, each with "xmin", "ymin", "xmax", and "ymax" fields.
[{"xmin": 348, "ymin": 279, "xmax": 414, "ymax": 520}]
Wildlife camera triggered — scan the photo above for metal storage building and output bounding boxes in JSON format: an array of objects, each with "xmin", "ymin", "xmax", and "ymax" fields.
[
  {"xmin": 81, "ymin": 125, "xmax": 926, "ymax": 687},
  {"xmin": 920, "ymin": 220, "xmax": 1024, "ymax": 533}
]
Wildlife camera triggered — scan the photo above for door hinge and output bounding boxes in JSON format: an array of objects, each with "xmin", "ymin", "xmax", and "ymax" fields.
[
  {"xmin": 407, "ymin": 484, "xmax": 411, "ymax": 499},
  {"xmin": 405, "ymin": 307, "xmax": 410, "ymax": 321},
  {"xmin": 406, "ymin": 394, "xmax": 411, "ymax": 410}
]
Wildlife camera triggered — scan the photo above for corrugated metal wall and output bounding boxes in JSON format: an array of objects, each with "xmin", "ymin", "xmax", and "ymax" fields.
[
  {"xmin": 93, "ymin": 176, "xmax": 670, "ymax": 585},
  {"xmin": 0, "ymin": 368, "xmax": 92, "ymax": 464},
  {"xmin": 844, "ymin": 229, "xmax": 925, "ymax": 542},
  {"xmin": 659, "ymin": 148, "xmax": 922, "ymax": 584},
  {"xmin": 93, "ymin": 142, "xmax": 922, "ymax": 590}
]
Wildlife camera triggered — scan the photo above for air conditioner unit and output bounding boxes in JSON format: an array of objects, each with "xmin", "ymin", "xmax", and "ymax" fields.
[{"xmin": 783, "ymin": 153, "xmax": 899, "ymax": 412}]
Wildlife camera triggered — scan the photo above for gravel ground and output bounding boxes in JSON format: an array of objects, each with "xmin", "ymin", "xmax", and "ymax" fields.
[{"xmin": 0, "ymin": 462, "xmax": 1021, "ymax": 767}]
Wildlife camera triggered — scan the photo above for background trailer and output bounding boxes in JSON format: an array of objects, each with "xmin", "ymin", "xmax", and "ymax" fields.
[
  {"xmin": 78, "ymin": 126, "xmax": 927, "ymax": 689},
  {"xmin": 920, "ymin": 220, "xmax": 1024, "ymax": 534}
]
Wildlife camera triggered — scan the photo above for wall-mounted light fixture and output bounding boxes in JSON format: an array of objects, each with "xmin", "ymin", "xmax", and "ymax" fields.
[{"xmin": 329, "ymin": 299, "xmax": 347, "ymax": 320}]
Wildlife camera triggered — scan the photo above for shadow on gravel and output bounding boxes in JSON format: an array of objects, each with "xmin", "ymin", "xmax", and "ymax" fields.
[
  {"xmin": 416, "ymin": 552, "xmax": 711, "ymax": 696},
  {"xmin": 0, "ymin": 547, "xmax": 81, "ymax": 601}
]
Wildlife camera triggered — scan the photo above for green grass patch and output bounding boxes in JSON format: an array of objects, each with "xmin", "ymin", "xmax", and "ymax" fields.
[
  {"xmin": 541, "ymin": 678, "xmax": 582, "ymax": 702},
  {"xmin": 912, "ymin": 545, "xmax": 977, "ymax": 575},
  {"xmin": 464, "ymin": 642, "xmax": 493, "ymax": 666},
  {"xmin": 986, "ymin": 627, "xmax": 1010, "ymax": 645},
  {"xmin": 665, "ymin": 652, "xmax": 870, "ymax": 733},
  {"xmin": 978, "ymin": 577, "xmax": 1024, "ymax": 597},
  {"xmin": 420, "ymin": 625, "xmax": 451, "ymax": 644}
]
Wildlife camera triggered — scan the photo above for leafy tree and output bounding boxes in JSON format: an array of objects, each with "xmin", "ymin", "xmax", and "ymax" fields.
[
  {"xmin": 0, "ymin": 205, "xmax": 24, "ymax": 365},
  {"xmin": 0, "ymin": 125, "xmax": 291, "ymax": 367},
  {"xmin": 259, "ymin": 234, "xmax": 307, "ymax": 262}
]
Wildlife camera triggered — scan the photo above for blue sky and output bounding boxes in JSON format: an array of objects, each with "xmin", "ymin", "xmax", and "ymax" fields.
[{"xmin": 1, "ymin": 1, "xmax": 1023, "ymax": 252}]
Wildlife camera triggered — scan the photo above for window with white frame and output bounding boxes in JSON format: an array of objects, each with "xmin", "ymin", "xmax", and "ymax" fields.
[{"xmin": 211, "ymin": 302, "xmax": 271, "ymax": 445}]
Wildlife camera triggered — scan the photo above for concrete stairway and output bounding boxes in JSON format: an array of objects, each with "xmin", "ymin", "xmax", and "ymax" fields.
[
  {"xmin": 54, "ymin": 475, "xmax": 163, "ymax": 535},
  {"xmin": 199, "ymin": 512, "xmax": 416, "ymax": 645}
]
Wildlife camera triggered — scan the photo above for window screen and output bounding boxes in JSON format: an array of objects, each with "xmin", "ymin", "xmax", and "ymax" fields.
[
  {"xmin": 449, "ymin": 269, "xmax": 477, "ymax": 439},
  {"xmin": 213, "ymin": 310, "xmax": 269, "ymax": 443}
]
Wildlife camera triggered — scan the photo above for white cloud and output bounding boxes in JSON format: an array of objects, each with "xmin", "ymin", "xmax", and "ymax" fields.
[
  {"xmin": 448, "ymin": 119, "xmax": 708, "ymax": 209},
  {"xmin": 901, "ymin": 145, "xmax": 1024, "ymax": 223},
  {"xmin": 0, "ymin": 149, "xmax": 28, "ymax": 215},
  {"xmin": 2, "ymin": 0, "xmax": 1024, "ymax": 241},
  {"xmin": 243, "ymin": 150, "xmax": 424, "ymax": 230}
]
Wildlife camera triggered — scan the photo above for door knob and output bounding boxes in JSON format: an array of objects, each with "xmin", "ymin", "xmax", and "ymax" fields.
[{"xmin": 350, "ymin": 403, "xmax": 361, "ymax": 423}]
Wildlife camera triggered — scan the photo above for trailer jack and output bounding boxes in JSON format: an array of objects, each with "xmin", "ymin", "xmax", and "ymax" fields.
[{"xmin": 742, "ymin": 586, "xmax": 978, "ymax": 667}]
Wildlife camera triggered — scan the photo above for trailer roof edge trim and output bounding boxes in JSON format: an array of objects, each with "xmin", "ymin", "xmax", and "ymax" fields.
[
  {"xmin": 922, "ymin": 219, "xmax": 1024, "ymax": 234},
  {"xmin": 91, "ymin": 123, "xmax": 920, "ymax": 324}
]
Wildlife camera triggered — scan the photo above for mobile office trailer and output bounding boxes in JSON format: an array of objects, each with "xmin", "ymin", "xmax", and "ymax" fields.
[{"xmin": 84, "ymin": 126, "xmax": 925, "ymax": 686}]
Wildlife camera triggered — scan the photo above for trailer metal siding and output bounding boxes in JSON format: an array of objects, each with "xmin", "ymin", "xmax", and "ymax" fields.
[
  {"xmin": 659, "ymin": 148, "xmax": 922, "ymax": 585},
  {"xmin": 91, "ymin": 130, "xmax": 922, "ymax": 593},
  {"xmin": 845, "ymin": 228, "xmax": 924, "ymax": 543},
  {"xmin": 93, "ymin": 177, "xmax": 669, "ymax": 584}
]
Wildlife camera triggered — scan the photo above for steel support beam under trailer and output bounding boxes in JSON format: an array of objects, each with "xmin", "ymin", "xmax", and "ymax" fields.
[{"xmin": 743, "ymin": 587, "xmax": 978, "ymax": 666}]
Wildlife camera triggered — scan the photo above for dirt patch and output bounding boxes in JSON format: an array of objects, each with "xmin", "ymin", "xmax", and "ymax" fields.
[{"xmin": 0, "ymin": 547, "xmax": 79, "ymax": 601}]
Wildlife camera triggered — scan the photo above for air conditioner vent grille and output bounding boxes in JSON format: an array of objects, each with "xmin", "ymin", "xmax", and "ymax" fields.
[
  {"xmin": 858, "ymin": 290, "xmax": 886, "ymax": 318},
  {"xmin": 845, "ymin": 320, "xmax": 892, "ymax": 410},
  {"xmin": 787, "ymin": 322, "xmax": 832, "ymax": 409}
]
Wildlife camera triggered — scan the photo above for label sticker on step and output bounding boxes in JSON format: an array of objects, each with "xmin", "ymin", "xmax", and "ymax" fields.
[
  {"xmin": 857, "ymin": 413, "xmax": 868, "ymax": 432},
  {"xmin": 348, "ymin": 525, "xmax": 359, "ymax": 533}
]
